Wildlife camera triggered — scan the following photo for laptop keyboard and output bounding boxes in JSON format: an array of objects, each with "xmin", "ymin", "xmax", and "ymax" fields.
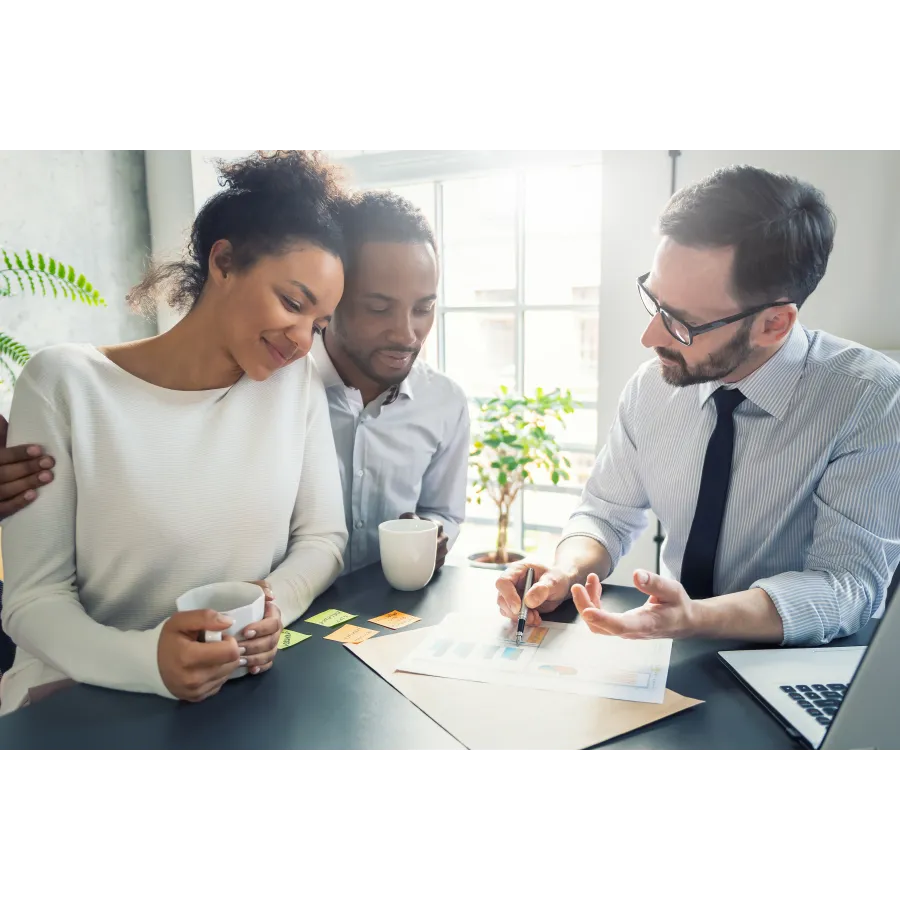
[{"xmin": 780, "ymin": 683, "xmax": 848, "ymax": 726}]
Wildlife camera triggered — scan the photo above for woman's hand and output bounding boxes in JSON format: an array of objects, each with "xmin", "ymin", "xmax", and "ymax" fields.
[
  {"xmin": 243, "ymin": 582, "xmax": 283, "ymax": 675},
  {"xmin": 158, "ymin": 610, "xmax": 243, "ymax": 701}
]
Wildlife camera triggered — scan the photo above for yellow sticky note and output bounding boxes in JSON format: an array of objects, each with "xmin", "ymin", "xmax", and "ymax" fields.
[
  {"xmin": 305, "ymin": 608, "xmax": 357, "ymax": 627},
  {"xmin": 369, "ymin": 610, "xmax": 422, "ymax": 630},
  {"xmin": 278, "ymin": 629, "xmax": 311, "ymax": 650},
  {"xmin": 323, "ymin": 623, "xmax": 379, "ymax": 644}
]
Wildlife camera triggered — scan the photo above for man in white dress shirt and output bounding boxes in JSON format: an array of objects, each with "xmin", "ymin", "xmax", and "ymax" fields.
[
  {"xmin": 0, "ymin": 191, "xmax": 470, "ymax": 580},
  {"xmin": 320, "ymin": 191, "xmax": 469, "ymax": 573},
  {"xmin": 495, "ymin": 165, "xmax": 900, "ymax": 646}
]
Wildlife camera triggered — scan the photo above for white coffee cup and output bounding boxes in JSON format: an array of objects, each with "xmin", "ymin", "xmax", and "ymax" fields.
[
  {"xmin": 378, "ymin": 518, "xmax": 438, "ymax": 591},
  {"xmin": 174, "ymin": 581, "xmax": 265, "ymax": 679}
]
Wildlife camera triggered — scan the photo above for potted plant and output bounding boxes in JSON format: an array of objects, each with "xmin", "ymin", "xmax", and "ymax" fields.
[
  {"xmin": 468, "ymin": 385, "xmax": 578, "ymax": 569},
  {"xmin": 1, "ymin": 248, "xmax": 105, "ymax": 384}
]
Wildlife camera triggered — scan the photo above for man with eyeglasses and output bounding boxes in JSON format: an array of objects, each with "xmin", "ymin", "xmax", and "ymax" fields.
[{"xmin": 496, "ymin": 165, "xmax": 900, "ymax": 647}]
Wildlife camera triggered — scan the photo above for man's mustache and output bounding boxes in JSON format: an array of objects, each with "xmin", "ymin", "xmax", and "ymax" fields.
[{"xmin": 655, "ymin": 348, "xmax": 683, "ymax": 363}]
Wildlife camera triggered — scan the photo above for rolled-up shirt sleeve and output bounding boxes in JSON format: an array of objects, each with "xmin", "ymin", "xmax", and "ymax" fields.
[
  {"xmin": 753, "ymin": 380, "xmax": 900, "ymax": 645},
  {"xmin": 561, "ymin": 373, "xmax": 650, "ymax": 572}
]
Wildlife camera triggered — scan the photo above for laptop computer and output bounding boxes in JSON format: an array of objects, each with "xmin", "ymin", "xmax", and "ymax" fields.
[{"xmin": 718, "ymin": 580, "xmax": 900, "ymax": 749}]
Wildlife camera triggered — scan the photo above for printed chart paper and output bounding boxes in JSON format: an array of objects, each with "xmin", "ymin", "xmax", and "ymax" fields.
[{"xmin": 396, "ymin": 614, "xmax": 673, "ymax": 703}]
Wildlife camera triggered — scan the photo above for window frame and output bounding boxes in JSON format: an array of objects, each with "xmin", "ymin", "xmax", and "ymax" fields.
[{"xmin": 353, "ymin": 152, "xmax": 603, "ymax": 554}]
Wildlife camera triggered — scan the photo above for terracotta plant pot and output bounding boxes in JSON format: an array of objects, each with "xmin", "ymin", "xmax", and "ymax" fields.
[{"xmin": 467, "ymin": 550, "xmax": 525, "ymax": 570}]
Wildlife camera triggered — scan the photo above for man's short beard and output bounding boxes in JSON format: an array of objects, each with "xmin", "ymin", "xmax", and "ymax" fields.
[
  {"xmin": 328, "ymin": 316, "xmax": 417, "ymax": 387},
  {"xmin": 657, "ymin": 318, "xmax": 754, "ymax": 387}
]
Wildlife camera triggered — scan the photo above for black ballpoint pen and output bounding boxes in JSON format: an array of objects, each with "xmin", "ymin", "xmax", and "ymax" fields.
[{"xmin": 516, "ymin": 567, "xmax": 535, "ymax": 645}]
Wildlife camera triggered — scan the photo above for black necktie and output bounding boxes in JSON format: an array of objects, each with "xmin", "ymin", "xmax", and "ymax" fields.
[{"xmin": 680, "ymin": 387, "xmax": 746, "ymax": 599}]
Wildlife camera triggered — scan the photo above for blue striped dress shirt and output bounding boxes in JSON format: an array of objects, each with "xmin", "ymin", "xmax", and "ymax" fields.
[{"xmin": 562, "ymin": 325, "xmax": 900, "ymax": 645}]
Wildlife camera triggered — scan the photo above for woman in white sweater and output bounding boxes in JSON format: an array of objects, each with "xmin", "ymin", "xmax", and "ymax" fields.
[{"xmin": 0, "ymin": 151, "xmax": 349, "ymax": 713}]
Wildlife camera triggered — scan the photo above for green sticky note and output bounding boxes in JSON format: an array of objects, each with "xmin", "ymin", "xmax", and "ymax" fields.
[
  {"xmin": 305, "ymin": 608, "xmax": 357, "ymax": 627},
  {"xmin": 279, "ymin": 629, "xmax": 311, "ymax": 650}
]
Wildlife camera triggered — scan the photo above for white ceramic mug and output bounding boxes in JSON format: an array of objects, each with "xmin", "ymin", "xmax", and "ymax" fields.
[
  {"xmin": 378, "ymin": 518, "xmax": 438, "ymax": 591},
  {"xmin": 174, "ymin": 582, "xmax": 265, "ymax": 679}
]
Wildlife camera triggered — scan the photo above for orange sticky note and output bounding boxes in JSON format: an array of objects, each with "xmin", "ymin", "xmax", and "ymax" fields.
[
  {"xmin": 369, "ymin": 610, "xmax": 422, "ymax": 630},
  {"xmin": 324, "ymin": 623, "xmax": 379, "ymax": 644}
]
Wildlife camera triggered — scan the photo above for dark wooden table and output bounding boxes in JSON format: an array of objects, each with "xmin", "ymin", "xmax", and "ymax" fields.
[{"xmin": 0, "ymin": 563, "xmax": 872, "ymax": 749}]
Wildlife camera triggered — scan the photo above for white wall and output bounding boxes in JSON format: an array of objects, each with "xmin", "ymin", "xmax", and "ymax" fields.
[
  {"xmin": 0, "ymin": 150, "xmax": 155, "ymax": 413},
  {"xmin": 144, "ymin": 151, "xmax": 195, "ymax": 333},
  {"xmin": 676, "ymin": 151, "xmax": 900, "ymax": 350}
]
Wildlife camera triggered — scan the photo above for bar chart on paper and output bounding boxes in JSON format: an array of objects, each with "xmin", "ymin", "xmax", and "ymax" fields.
[{"xmin": 396, "ymin": 614, "xmax": 673, "ymax": 703}]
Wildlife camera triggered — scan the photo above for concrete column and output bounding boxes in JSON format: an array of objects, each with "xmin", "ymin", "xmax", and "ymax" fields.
[{"xmin": 144, "ymin": 151, "xmax": 195, "ymax": 334}]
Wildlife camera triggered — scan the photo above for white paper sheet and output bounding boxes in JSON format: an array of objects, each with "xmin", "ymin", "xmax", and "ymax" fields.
[{"xmin": 395, "ymin": 613, "xmax": 673, "ymax": 704}]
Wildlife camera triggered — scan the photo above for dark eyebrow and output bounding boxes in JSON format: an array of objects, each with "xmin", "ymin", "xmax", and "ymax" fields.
[
  {"xmin": 644, "ymin": 280, "xmax": 695, "ymax": 323},
  {"xmin": 363, "ymin": 292, "xmax": 438, "ymax": 304},
  {"xmin": 289, "ymin": 280, "xmax": 318, "ymax": 306}
]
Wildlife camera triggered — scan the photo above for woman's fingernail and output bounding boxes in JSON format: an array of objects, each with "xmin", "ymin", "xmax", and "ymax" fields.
[
  {"xmin": 251, "ymin": 666, "xmax": 261, "ymax": 675},
  {"xmin": 24, "ymin": 490, "xmax": 36, "ymax": 501},
  {"xmin": 38, "ymin": 472, "xmax": 52, "ymax": 483},
  {"xmin": 239, "ymin": 646, "xmax": 246, "ymax": 655},
  {"xmin": 27, "ymin": 446, "xmax": 41, "ymax": 457},
  {"xmin": 636, "ymin": 570, "xmax": 650, "ymax": 585},
  {"xmin": 239, "ymin": 657, "xmax": 248, "ymax": 667},
  {"xmin": 216, "ymin": 613, "xmax": 234, "ymax": 626},
  {"xmin": 244, "ymin": 630, "xmax": 257, "ymax": 639}
]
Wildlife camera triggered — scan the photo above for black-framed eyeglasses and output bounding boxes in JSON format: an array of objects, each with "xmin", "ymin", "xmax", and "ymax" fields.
[{"xmin": 637, "ymin": 273, "xmax": 794, "ymax": 346}]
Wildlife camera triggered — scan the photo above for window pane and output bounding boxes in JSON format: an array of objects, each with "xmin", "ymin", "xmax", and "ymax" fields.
[
  {"xmin": 418, "ymin": 321, "xmax": 438, "ymax": 368},
  {"xmin": 524, "ymin": 165, "xmax": 601, "ymax": 306},
  {"xmin": 444, "ymin": 312, "xmax": 516, "ymax": 397},
  {"xmin": 528, "ymin": 450, "xmax": 597, "ymax": 488},
  {"xmin": 546, "ymin": 408, "xmax": 598, "ymax": 449},
  {"xmin": 523, "ymin": 309, "xmax": 599, "ymax": 402},
  {"xmin": 523, "ymin": 529, "xmax": 563, "ymax": 559},
  {"xmin": 441, "ymin": 175, "xmax": 517, "ymax": 306},
  {"xmin": 523, "ymin": 490, "xmax": 579, "ymax": 530}
]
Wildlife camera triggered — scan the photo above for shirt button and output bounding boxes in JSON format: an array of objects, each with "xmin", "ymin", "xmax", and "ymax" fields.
[
  {"xmin": 355, "ymin": 521, "xmax": 365, "ymax": 530},
  {"xmin": 356, "ymin": 470, "xmax": 365, "ymax": 478}
]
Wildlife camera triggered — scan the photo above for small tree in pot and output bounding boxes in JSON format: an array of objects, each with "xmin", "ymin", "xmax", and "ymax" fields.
[{"xmin": 468, "ymin": 385, "xmax": 578, "ymax": 568}]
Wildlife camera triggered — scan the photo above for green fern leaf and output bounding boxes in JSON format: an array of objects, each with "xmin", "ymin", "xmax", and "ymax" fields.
[
  {"xmin": 37, "ymin": 252, "xmax": 46, "ymax": 271},
  {"xmin": 35, "ymin": 272, "xmax": 47, "ymax": 297},
  {"xmin": 14, "ymin": 253, "xmax": 25, "ymax": 269},
  {"xmin": 48, "ymin": 257, "xmax": 57, "ymax": 276},
  {"xmin": 25, "ymin": 270, "xmax": 35, "ymax": 292},
  {"xmin": 2, "ymin": 249, "xmax": 12, "ymax": 269},
  {"xmin": 76, "ymin": 273, "xmax": 86, "ymax": 289},
  {"xmin": 67, "ymin": 265, "xmax": 75, "ymax": 283},
  {"xmin": 0, "ymin": 334, "xmax": 31, "ymax": 368},
  {"xmin": 26, "ymin": 250, "xmax": 34, "ymax": 268}
]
